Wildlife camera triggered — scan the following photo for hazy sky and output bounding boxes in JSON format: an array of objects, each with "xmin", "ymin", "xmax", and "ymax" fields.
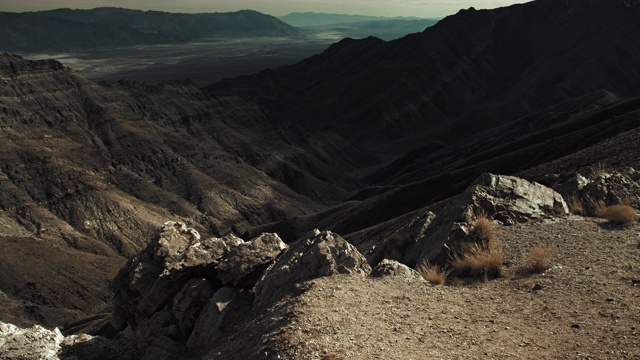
[{"xmin": 0, "ymin": 1, "xmax": 531, "ymax": 18}]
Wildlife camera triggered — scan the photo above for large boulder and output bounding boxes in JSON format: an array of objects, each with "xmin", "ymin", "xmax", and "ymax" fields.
[
  {"xmin": 415, "ymin": 173, "xmax": 568, "ymax": 265},
  {"xmin": 109, "ymin": 222, "xmax": 287, "ymax": 359},
  {"xmin": 110, "ymin": 222, "xmax": 243, "ymax": 332},
  {"xmin": 0, "ymin": 322, "xmax": 64, "ymax": 360},
  {"xmin": 254, "ymin": 230, "xmax": 371, "ymax": 309}
]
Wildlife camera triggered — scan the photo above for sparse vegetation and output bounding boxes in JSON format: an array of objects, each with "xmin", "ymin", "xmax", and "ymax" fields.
[
  {"xmin": 600, "ymin": 204, "xmax": 638, "ymax": 224},
  {"xmin": 589, "ymin": 162, "xmax": 609, "ymax": 179},
  {"xmin": 471, "ymin": 211, "xmax": 495, "ymax": 242},
  {"xmin": 439, "ymin": 214, "xmax": 506, "ymax": 281},
  {"xmin": 417, "ymin": 261, "xmax": 449, "ymax": 285},
  {"xmin": 568, "ymin": 196, "xmax": 585, "ymax": 215},
  {"xmin": 522, "ymin": 246, "xmax": 556, "ymax": 274},
  {"xmin": 585, "ymin": 196, "xmax": 608, "ymax": 217},
  {"xmin": 450, "ymin": 240, "xmax": 505, "ymax": 279},
  {"xmin": 620, "ymin": 195, "xmax": 634, "ymax": 206}
]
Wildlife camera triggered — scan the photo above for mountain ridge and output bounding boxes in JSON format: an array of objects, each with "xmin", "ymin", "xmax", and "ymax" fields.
[
  {"xmin": 0, "ymin": 8, "xmax": 300, "ymax": 53},
  {"xmin": 209, "ymin": 0, "xmax": 640, "ymax": 153}
]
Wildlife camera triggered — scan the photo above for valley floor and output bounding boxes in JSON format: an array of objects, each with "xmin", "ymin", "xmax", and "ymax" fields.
[{"xmin": 212, "ymin": 216, "xmax": 640, "ymax": 359}]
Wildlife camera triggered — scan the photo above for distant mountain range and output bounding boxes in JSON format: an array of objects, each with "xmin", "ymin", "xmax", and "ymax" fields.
[
  {"xmin": 0, "ymin": 8, "xmax": 300, "ymax": 53},
  {"xmin": 279, "ymin": 12, "xmax": 435, "ymax": 26},
  {"xmin": 279, "ymin": 12, "xmax": 439, "ymax": 41}
]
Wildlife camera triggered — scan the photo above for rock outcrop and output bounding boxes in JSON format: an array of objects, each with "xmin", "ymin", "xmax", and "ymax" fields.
[
  {"xmin": 555, "ymin": 170, "xmax": 640, "ymax": 212},
  {"xmin": 415, "ymin": 173, "xmax": 568, "ymax": 264},
  {"xmin": 110, "ymin": 222, "xmax": 287, "ymax": 358},
  {"xmin": 108, "ymin": 223, "xmax": 370, "ymax": 359},
  {"xmin": 254, "ymin": 230, "xmax": 372, "ymax": 309},
  {"xmin": 0, "ymin": 322, "xmax": 64, "ymax": 360}
]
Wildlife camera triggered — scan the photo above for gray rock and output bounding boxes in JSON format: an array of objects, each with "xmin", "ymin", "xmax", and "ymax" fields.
[
  {"xmin": 469, "ymin": 173, "xmax": 569, "ymax": 221},
  {"xmin": 186, "ymin": 287, "xmax": 243, "ymax": 351},
  {"xmin": 111, "ymin": 222, "xmax": 241, "ymax": 331},
  {"xmin": 172, "ymin": 278, "xmax": 217, "ymax": 337},
  {"xmin": 109, "ymin": 222, "xmax": 252, "ymax": 359},
  {"xmin": 361, "ymin": 211, "xmax": 437, "ymax": 267},
  {"xmin": 214, "ymin": 233, "xmax": 288, "ymax": 288},
  {"xmin": 254, "ymin": 230, "xmax": 371, "ymax": 309},
  {"xmin": 555, "ymin": 171, "xmax": 640, "ymax": 213},
  {"xmin": 371, "ymin": 259, "xmax": 424, "ymax": 280},
  {"xmin": 554, "ymin": 173, "xmax": 590, "ymax": 199},
  {"xmin": 415, "ymin": 173, "xmax": 568, "ymax": 264},
  {"xmin": 0, "ymin": 322, "xmax": 64, "ymax": 360}
]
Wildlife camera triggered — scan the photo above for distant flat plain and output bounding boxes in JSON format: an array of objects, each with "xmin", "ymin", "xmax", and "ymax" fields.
[{"xmin": 24, "ymin": 35, "xmax": 340, "ymax": 86}]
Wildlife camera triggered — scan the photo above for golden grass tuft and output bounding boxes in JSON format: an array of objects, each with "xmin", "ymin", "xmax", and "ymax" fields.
[
  {"xmin": 472, "ymin": 211, "xmax": 495, "ymax": 242},
  {"xmin": 523, "ymin": 246, "xmax": 556, "ymax": 273},
  {"xmin": 417, "ymin": 261, "xmax": 449, "ymax": 285},
  {"xmin": 601, "ymin": 204, "xmax": 638, "ymax": 224},
  {"xmin": 450, "ymin": 239, "xmax": 504, "ymax": 279}
]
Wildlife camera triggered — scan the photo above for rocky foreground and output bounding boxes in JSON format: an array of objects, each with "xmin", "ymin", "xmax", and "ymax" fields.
[{"xmin": 1, "ymin": 171, "xmax": 638, "ymax": 359}]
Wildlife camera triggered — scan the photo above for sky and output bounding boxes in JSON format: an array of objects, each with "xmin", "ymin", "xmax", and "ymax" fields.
[{"xmin": 0, "ymin": 0, "xmax": 531, "ymax": 18}]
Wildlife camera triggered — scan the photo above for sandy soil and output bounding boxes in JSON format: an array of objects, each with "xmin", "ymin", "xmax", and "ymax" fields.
[{"xmin": 224, "ymin": 215, "xmax": 639, "ymax": 359}]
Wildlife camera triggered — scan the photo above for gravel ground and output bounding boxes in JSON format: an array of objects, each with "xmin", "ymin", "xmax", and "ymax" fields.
[{"xmin": 236, "ymin": 216, "xmax": 640, "ymax": 360}]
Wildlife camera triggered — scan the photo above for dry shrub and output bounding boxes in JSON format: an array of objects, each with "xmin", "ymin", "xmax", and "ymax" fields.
[
  {"xmin": 472, "ymin": 211, "xmax": 495, "ymax": 242},
  {"xmin": 620, "ymin": 196, "xmax": 634, "ymax": 206},
  {"xmin": 523, "ymin": 246, "xmax": 556, "ymax": 273},
  {"xmin": 451, "ymin": 239, "xmax": 504, "ymax": 279},
  {"xmin": 567, "ymin": 196, "xmax": 584, "ymax": 215},
  {"xmin": 417, "ymin": 261, "xmax": 449, "ymax": 285},
  {"xmin": 585, "ymin": 196, "xmax": 608, "ymax": 217},
  {"xmin": 601, "ymin": 204, "xmax": 638, "ymax": 224},
  {"xmin": 589, "ymin": 162, "xmax": 609, "ymax": 179},
  {"xmin": 451, "ymin": 214, "xmax": 504, "ymax": 279}
]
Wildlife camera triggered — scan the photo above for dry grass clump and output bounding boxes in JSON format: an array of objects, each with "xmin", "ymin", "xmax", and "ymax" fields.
[
  {"xmin": 471, "ymin": 211, "xmax": 495, "ymax": 242},
  {"xmin": 451, "ymin": 240, "xmax": 505, "ymax": 279},
  {"xmin": 585, "ymin": 196, "xmax": 608, "ymax": 217},
  {"xmin": 522, "ymin": 246, "xmax": 557, "ymax": 274},
  {"xmin": 450, "ymin": 214, "xmax": 505, "ymax": 279},
  {"xmin": 620, "ymin": 196, "xmax": 634, "ymax": 206},
  {"xmin": 567, "ymin": 196, "xmax": 585, "ymax": 215},
  {"xmin": 589, "ymin": 162, "xmax": 609, "ymax": 179},
  {"xmin": 600, "ymin": 204, "xmax": 638, "ymax": 224},
  {"xmin": 417, "ymin": 261, "xmax": 449, "ymax": 285}
]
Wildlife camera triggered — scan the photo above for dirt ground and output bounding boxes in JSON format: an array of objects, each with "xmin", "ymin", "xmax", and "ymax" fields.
[{"xmin": 231, "ymin": 215, "xmax": 639, "ymax": 359}]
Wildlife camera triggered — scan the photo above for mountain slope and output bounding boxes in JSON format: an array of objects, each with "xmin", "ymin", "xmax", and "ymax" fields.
[
  {"xmin": 0, "ymin": 8, "xmax": 300, "ymax": 53},
  {"xmin": 210, "ymin": 0, "xmax": 640, "ymax": 153},
  {"xmin": 0, "ymin": 53, "xmax": 374, "ymax": 326},
  {"xmin": 245, "ymin": 92, "xmax": 640, "ymax": 244}
]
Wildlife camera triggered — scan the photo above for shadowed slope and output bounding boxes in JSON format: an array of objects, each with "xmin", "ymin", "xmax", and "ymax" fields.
[{"xmin": 209, "ymin": 0, "xmax": 640, "ymax": 153}]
